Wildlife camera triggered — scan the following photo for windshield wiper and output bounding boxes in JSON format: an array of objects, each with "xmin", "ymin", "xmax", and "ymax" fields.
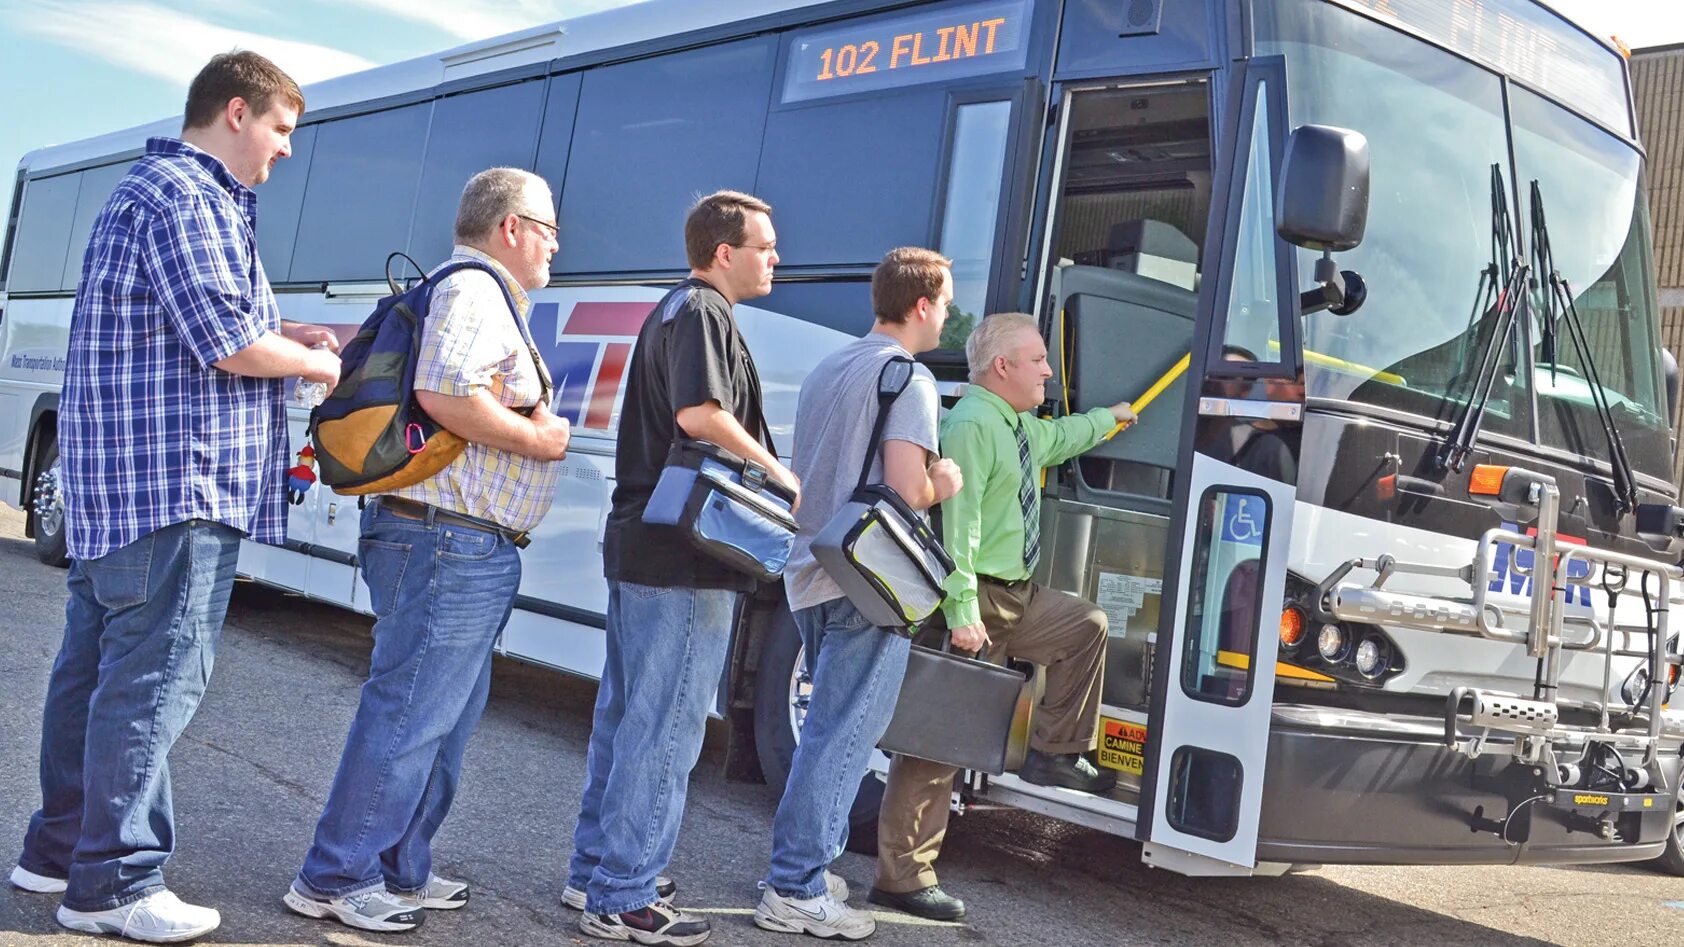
[
  {"xmin": 1529, "ymin": 181, "xmax": 1639, "ymax": 512},
  {"xmin": 1438, "ymin": 165, "xmax": 1530, "ymax": 472}
]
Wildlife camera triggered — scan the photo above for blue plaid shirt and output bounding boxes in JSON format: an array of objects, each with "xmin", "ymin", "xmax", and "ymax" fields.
[{"xmin": 60, "ymin": 137, "xmax": 289, "ymax": 560}]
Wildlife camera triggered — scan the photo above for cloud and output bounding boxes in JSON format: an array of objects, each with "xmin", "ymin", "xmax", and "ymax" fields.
[
  {"xmin": 10, "ymin": 0, "xmax": 377, "ymax": 86},
  {"xmin": 332, "ymin": 0, "xmax": 633, "ymax": 42}
]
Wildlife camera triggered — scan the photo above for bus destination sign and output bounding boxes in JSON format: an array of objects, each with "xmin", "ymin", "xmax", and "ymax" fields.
[{"xmin": 782, "ymin": 0, "xmax": 1031, "ymax": 103}]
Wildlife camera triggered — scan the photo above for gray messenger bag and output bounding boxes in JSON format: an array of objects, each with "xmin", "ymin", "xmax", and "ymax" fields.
[{"xmin": 811, "ymin": 356, "xmax": 954, "ymax": 631}]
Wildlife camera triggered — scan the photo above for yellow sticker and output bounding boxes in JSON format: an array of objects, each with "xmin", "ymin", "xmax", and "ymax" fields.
[
  {"xmin": 1097, "ymin": 717, "xmax": 1147, "ymax": 776},
  {"xmin": 1574, "ymin": 793, "xmax": 1610, "ymax": 806}
]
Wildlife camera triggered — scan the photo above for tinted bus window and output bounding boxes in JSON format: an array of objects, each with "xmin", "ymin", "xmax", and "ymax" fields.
[
  {"xmin": 291, "ymin": 103, "xmax": 431, "ymax": 283},
  {"xmin": 60, "ymin": 163, "xmax": 128, "ymax": 291},
  {"xmin": 409, "ymin": 80, "xmax": 546, "ymax": 269},
  {"xmin": 757, "ymin": 90, "xmax": 948, "ymax": 267},
  {"xmin": 557, "ymin": 37, "xmax": 776, "ymax": 274},
  {"xmin": 937, "ymin": 99, "xmax": 1012, "ymax": 345},
  {"xmin": 534, "ymin": 73, "xmax": 583, "ymax": 225},
  {"xmin": 257, "ymin": 124, "xmax": 316, "ymax": 283},
  {"xmin": 7, "ymin": 174, "xmax": 79, "ymax": 293},
  {"xmin": 759, "ymin": 279, "xmax": 873, "ymax": 336}
]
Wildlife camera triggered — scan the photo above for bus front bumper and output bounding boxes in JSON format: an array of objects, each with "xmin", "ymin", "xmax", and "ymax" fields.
[{"xmin": 1256, "ymin": 704, "xmax": 1680, "ymax": 867}]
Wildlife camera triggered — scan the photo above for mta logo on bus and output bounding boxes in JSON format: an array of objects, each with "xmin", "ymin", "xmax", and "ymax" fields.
[
  {"xmin": 1488, "ymin": 522, "xmax": 1593, "ymax": 606},
  {"xmin": 527, "ymin": 301, "xmax": 651, "ymax": 431}
]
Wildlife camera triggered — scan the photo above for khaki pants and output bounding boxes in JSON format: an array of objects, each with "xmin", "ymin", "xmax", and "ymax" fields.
[{"xmin": 874, "ymin": 579, "xmax": 1107, "ymax": 893}]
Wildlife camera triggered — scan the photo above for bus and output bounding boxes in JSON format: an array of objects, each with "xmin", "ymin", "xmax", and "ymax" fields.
[{"xmin": 3, "ymin": 0, "xmax": 1682, "ymax": 877}]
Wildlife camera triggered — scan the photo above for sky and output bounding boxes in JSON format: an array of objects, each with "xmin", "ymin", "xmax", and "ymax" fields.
[{"xmin": 0, "ymin": 0, "xmax": 1680, "ymax": 227}]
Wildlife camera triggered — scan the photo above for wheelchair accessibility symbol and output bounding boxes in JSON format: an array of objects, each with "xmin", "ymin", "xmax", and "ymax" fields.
[{"xmin": 1220, "ymin": 494, "xmax": 1266, "ymax": 546}]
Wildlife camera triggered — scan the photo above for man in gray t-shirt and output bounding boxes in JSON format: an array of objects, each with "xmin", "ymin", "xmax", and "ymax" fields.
[{"xmin": 753, "ymin": 250, "xmax": 963, "ymax": 939}]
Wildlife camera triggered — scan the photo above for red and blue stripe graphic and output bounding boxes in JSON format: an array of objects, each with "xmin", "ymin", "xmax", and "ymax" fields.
[{"xmin": 528, "ymin": 301, "xmax": 652, "ymax": 430}]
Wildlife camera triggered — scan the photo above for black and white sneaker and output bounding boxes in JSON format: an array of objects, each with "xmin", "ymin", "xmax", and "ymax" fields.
[
  {"xmin": 579, "ymin": 901, "xmax": 710, "ymax": 946},
  {"xmin": 563, "ymin": 875, "xmax": 677, "ymax": 911},
  {"xmin": 282, "ymin": 882, "xmax": 424, "ymax": 932},
  {"xmin": 400, "ymin": 873, "xmax": 469, "ymax": 910}
]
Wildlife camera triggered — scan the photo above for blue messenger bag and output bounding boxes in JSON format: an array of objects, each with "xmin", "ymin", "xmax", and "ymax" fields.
[{"xmin": 643, "ymin": 422, "xmax": 798, "ymax": 582}]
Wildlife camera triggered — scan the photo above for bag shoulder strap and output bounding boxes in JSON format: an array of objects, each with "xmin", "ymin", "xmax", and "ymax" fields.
[
  {"xmin": 422, "ymin": 259, "xmax": 554, "ymax": 410},
  {"xmin": 855, "ymin": 354, "xmax": 918, "ymax": 491},
  {"xmin": 666, "ymin": 279, "xmax": 779, "ymax": 458}
]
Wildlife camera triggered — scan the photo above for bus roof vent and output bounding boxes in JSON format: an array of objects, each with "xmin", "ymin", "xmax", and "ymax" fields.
[{"xmin": 440, "ymin": 27, "xmax": 566, "ymax": 81}]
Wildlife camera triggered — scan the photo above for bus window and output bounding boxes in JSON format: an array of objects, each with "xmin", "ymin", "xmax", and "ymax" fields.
[
  {"xmin": 6, "ymin": 173, "xmax": 78, "ymax": 294},
  {"xmin": 59, "ymin": 164, "xmax": 128, "ymax": 291},
  {"xmin": 409, "ymin": 80, "xmax": 546, "ymax": 270},
  {"xmin": 256, "ymin": 125, "xmax": 315, "ymax": 284},
  {"xmin": 937, "ymin": 99, "xmax": 1012, "ymax": 349},
  {"xmin": 1216, "ymin": 81, "xmax": 1282, "ymax": 368},
  {"xmin": 291, "ymin": 103, "xmax": 432, "ymax": 283},
  {"xmin": 1178, "ymin": 488, "xmax": 1266, "ymax": 706}
]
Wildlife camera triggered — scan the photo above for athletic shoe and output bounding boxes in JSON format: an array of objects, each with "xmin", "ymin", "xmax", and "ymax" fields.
[
  {"xmin": 55, "ymin": 890, "xmax": 219, "ymax": 943},
  {"xmin": 399, "ymin": 873, "xmax": 469, "ymax": 910},
  {"xmin": 579, "ymin": 901, "xmax": 711, "ymax": 945},
  {"xmin": 753, "ymin": 887, "xmax": 875, "ymax": 940},
  {"xmin": 282, "ymin": 882, "xmax": 423, "ymax": 932},
  {"xmin": 9, "ymin": 864, "xmax": 67, "ymax": 893},
  {"xmin": 563, "ymin": 874, "xmax": 677, "ymax": 911},
  {"xmin": 866, "ymin": 885, "xmax": 966, "ymax": 921}
]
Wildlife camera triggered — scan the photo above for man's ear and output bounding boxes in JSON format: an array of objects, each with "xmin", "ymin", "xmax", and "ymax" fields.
[
  {"xmin": 713, "ymin": 242, "xmax": 733, "ymax": 271},
  {"xmin": 225, "ymin": 96, "xmax": 250, "ymax": 132}
]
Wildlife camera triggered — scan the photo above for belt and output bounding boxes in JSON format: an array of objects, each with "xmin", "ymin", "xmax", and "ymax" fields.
[
  {"xmin": 376, "ymin": 496, "xmax": 531, "ymax": 549},
  {"xmin": 978, "ymin": 574, "xmax": 1031, "ymax": 590}
]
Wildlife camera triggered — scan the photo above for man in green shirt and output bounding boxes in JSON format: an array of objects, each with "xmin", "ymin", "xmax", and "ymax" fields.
[{"xmin": 869, "ymin": 312, "xmax": 1136, "ymax": 922}]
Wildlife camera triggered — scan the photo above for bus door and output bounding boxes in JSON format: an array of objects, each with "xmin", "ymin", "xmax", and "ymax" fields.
[{"xmin": 1134, "ymin": 57, "xmax": 1304, "ymax": 875}]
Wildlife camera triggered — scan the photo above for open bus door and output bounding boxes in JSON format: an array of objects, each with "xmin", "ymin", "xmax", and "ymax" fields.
[{"xmin": 1133, "ymin": 57, "xmax": 1370, "ymax": 875}]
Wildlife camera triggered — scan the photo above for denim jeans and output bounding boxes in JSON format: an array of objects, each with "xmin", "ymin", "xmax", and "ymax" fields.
[
  {"xmin": 296, "ymin": 502, "xmax": 520, "ymax": 898},
  {"xmin": 567, "ymin": 580, "xmax": 739, "ymax": 915},
  {"xmin": 765, "ymin": 598, "xmax": 910, "ymax": 897},
  {"xmin": 19, "ymin": 519, "xmax": 242, "ymax": 912}
]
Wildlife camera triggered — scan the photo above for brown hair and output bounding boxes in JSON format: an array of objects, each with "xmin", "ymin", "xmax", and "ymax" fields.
[
  {"xmin": 684, "ymin": 190, "xmax": 772, "ymax": 271},
  {"xmin": 183, "ymin": 51, "xmax": 305, "ymax": 131},
  {"xmin": 871, "ymin": 247, "xmax": 952, "ymax": 324}
]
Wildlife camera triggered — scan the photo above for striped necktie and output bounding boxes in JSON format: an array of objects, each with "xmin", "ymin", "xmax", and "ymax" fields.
[{"xmin": 1015, "ymin": 421, "xmax": 1041, "ymax": 573}]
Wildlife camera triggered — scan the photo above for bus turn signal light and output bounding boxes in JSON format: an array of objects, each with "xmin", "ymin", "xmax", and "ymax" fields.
[
  {"xmin": 1468, "ymin": 464, "xmax": 1510, "ymax": 496},
  {"xmin": 1280, "ymin": 606, "xmax": 1307, "ymax": 648}
]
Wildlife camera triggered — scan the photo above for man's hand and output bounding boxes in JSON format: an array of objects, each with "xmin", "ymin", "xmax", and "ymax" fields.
[
  {"xmin": 928, "ymin": 458, "xmax": 963, "ymax": 503},
  {"xmin": 281, "ymin": 321, "xmax": 341, "ymax": 353},
  {"xmin": 950, "ymin": 622, "xmax": 992, "ymax": 654},
  {"xmin": 528, "ymin": 399, "xmax": 571, "ymax": 461},
  {"xmin": 770, "ymin": 463, "xmax": 801, "ymax": 515},
  {"xmin": 1109, "ymin": 402, "xmax": 1138, "ymax": 429},
  {"xmin": 301, "ymin": 347, "xmax": 341, "ymax": 387}
]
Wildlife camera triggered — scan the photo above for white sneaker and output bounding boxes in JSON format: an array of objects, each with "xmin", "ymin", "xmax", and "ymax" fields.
[
  {"xmin": 282, "ymin": 881, "xmax": 423, "ymax": 932},
  {"xmin": 10, "ymin": 864, "xmax": 67, "ymax": 893},
  {"xmin": 399, "ymin": 873, "xmax": 469, "ymax": 910},
  {"xmin": 753, "ymin": 887, "xmax": 875, "ymax": 940},
  {"xmin": 55, "ymin": 890, "xmax": 220, "ymax": 943},
  {"xmin": 823, "ymin": 870, "xmax": 850, "ymax": 903}
]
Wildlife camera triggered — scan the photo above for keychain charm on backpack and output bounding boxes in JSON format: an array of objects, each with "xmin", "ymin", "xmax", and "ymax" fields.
[{"xmin": 287, "ymin": 444, "xmax": 317, "ymax": 505}]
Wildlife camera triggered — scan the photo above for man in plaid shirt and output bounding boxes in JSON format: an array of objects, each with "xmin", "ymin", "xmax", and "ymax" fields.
[
  {"xmin": 9, "ymin": 53, "xmax": 341, "ymax": 943},
  {"xmin": 286, "ymin": 167, "xmax": 570, "ymax": 934}
]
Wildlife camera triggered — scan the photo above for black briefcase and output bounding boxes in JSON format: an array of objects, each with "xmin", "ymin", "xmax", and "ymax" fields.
[{"xmin": 878, "ymin": 642, "xmax": 1027, "ymax": 775}]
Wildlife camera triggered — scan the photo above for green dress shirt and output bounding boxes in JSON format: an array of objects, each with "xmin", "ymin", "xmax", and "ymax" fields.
[{"xmin": 938, "ymin": 385, "xmax": 1114, "ymax": 627}]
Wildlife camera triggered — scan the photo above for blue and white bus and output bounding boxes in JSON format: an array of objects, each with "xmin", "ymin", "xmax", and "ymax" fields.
[{"xmin": 4, "ymin": 0, "xmax": 1683, "ymax": 877}]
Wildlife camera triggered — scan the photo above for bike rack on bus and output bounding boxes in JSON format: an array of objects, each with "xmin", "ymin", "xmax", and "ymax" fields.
[{"xmin": 1315, "ymin": 470, "xmax": 1683, "ymax": 817}]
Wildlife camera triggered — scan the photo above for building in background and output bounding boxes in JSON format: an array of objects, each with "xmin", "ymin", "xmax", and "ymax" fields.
[{"xmin": 1633, "ymin": 43, "xmax": 1684, "ymax": 488}]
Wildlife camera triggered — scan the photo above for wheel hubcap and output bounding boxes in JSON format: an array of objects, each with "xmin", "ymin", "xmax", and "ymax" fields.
[
  {"xmin": 787, "ymin": 643, "xmax": 812, "ymax": 745},
  {"xmin": 32, "ymin": 461, "xmax": 63, "ymax": 539}
]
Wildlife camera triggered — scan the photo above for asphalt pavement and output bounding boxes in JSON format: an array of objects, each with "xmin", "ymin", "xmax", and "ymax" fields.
[{"xmin": 1, "ymin": 504, "xmax": 1682, "ymax": 946}]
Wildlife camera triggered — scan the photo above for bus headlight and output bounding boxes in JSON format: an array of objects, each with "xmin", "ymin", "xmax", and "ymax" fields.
[
  {"xmin": 1316, "ymin": 623, "xmax": 1349, "ymax": 661},
  {"xmin": 1354, "ymin": 637, "xmax": 1386, "ymax": 678}
]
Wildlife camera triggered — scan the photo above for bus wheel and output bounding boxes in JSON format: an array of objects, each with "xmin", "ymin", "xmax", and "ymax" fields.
[
  {"xmin": 29, "ymin": 437, "xmax": 68, "ymax": 568},
  {"xmin": 752, "ymin": 603, "xmax": 885, "ymax": 856},
  {"xmin": 1655, "ymin": 777, "xmax": 1684, "ymax": 876}
]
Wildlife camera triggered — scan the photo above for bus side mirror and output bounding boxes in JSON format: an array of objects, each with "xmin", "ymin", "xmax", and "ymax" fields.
[{"xmin": 1276, "ymin": 125, "xmax": 1370, "ymax": 317}]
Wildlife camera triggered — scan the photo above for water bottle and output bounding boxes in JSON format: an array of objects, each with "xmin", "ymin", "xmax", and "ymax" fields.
[{"xmin": 294, "ymin": 341, "xmax": 333, "ymax": 408}]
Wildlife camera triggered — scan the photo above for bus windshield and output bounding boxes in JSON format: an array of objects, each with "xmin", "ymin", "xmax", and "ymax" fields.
[{"xmin": 1257, "ymin": 0, "xmax": 1671, "ymax": 480}]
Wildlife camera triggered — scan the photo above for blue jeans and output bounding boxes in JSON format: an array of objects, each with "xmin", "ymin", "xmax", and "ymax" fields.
[
  {"xmin": 567, "ymin": 580, "xmax": 739, "ymax": 915},
  {"xmin": 19, "ymin": 519, "xmax": 242, "ymax": 912},
  {"xmin": 296, "ymin": 503, "xmax": 520, "ymax": 898},
  {"xmin": 765, "ymin": 598, "xmax": 910, "ymax": 897}
]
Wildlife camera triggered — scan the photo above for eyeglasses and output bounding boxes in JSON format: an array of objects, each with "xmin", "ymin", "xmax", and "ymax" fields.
[
  {"xmin": 517, "ymin": 214, "xmax": 559, "ymax": 239},
  {"xmin": 733, "ymin": 243, "xmax": 777, "ymax": 254}
]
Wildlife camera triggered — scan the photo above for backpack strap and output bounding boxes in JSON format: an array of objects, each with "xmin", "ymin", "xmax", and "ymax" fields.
[
  {"xmin": 855, "ymin": 355, "xmax": 918, "ymax": 492},
  {"xmin": 422, "ymin": 259, "xmax": 554, "ymax": 410}
]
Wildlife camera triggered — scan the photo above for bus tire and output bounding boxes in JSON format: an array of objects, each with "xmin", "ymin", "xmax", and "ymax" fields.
[
  {"xmin": 751, "ymin": 602, "xmax": 885, "ymax": 856},
  {"xmin": 1654, "ymin": 778, "xmax": 1684, "ymax": 876},
  {"xmin": 28, "ymin": 435, "xmax": 68, "ymax": 569}
]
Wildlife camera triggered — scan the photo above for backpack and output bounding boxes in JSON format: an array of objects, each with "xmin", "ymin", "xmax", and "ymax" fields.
[{"xmin": 310, "ymin": 252, "xmax": 548, "ymax": 495}]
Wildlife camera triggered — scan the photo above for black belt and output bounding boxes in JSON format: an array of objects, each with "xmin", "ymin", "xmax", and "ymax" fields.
[
  {"xmin": 978, "ymin": 574, "xmax": 1031, "ymax": 590},
  {"xmin": 376, "ymin": 496, "xmax": 531, "ymax": 549}
]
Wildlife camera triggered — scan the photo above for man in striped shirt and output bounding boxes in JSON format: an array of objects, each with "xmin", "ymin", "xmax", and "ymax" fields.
[{"xmin": 10, "ymin": 52, "xmax": 341, "ymax": 943}]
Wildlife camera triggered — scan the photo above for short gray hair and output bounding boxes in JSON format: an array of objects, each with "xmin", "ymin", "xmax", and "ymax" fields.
[
  {"xmin": 454, "ymin": 168, "xmax": 552, "ymax": 244},
  {"xmin": 965, "ymin": 312, "xmax": 1039, "ymax": 382}
]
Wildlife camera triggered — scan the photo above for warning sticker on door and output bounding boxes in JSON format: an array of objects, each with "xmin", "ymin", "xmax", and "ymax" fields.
[
  {"xmin": 1097, "ymin": 572, "xmax": 1162, "ymax": 633},
  {"xmin": 1098, "ymin": 716, "xmax": 1147, "ymax": 775}
]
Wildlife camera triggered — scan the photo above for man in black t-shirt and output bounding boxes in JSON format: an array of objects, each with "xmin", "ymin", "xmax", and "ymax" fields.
[{"xmin": 568, "ymin": 190, "xmax": 796, "ymax": 947}]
